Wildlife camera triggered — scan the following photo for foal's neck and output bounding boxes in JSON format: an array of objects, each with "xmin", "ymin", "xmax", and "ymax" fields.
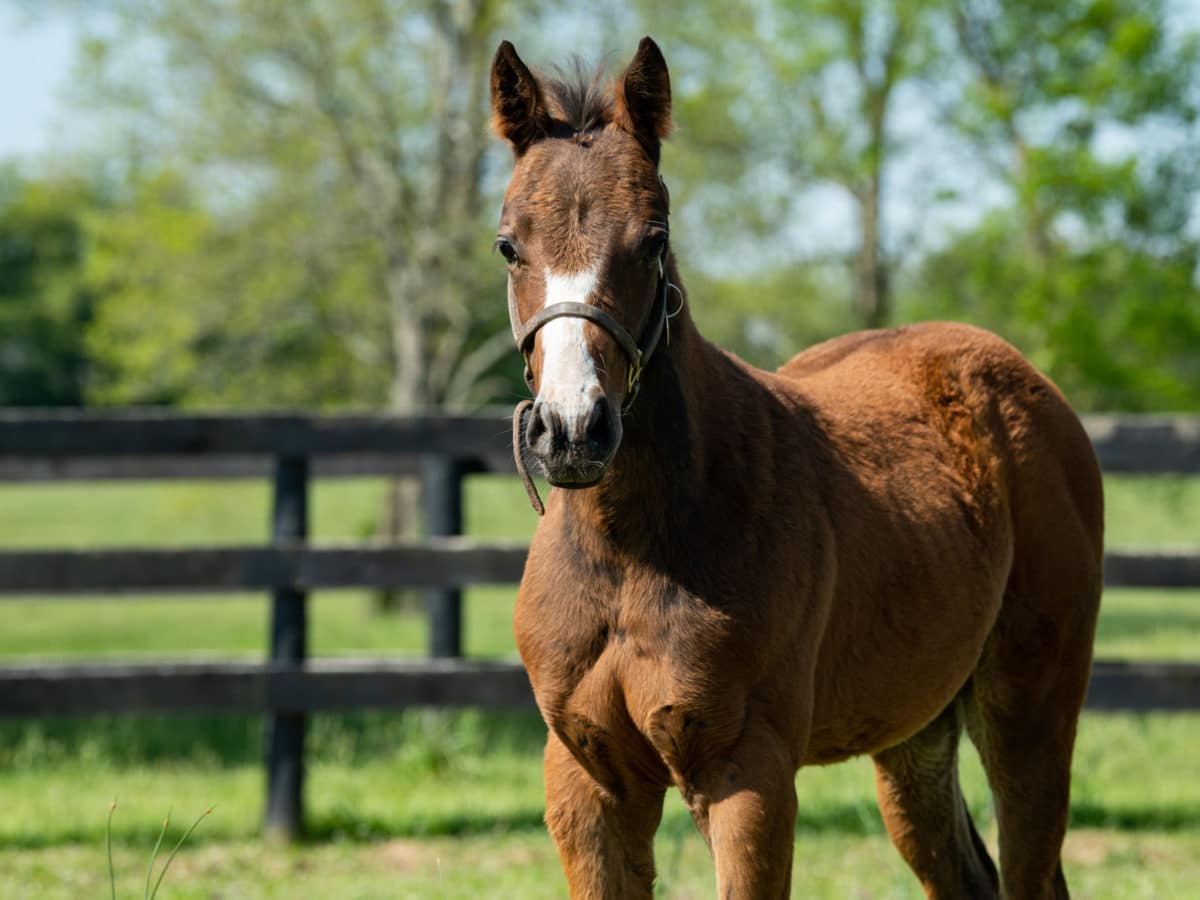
[{"xmin": 557, "ymin": 275, "xmax": 738, "ymax": 553}]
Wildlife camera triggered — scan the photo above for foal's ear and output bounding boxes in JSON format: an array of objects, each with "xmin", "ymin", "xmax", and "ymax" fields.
[
  {"xmin": 614, "ymin": 37, "xmax": 672, "ymax": 165},
  {"xmin": 491, "ymin": 40, "xmax": 547, "ymax": 156}
]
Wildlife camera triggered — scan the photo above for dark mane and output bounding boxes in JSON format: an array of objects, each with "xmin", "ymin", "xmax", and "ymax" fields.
[{"xmin": 542, "ymin": 57, "xmax": 613, "ymax": 133}]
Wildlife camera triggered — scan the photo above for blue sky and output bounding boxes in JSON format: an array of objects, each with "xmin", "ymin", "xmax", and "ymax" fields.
[{"xmin": 0, "ymin": 8, "xmax": 75, "ymax": 160}]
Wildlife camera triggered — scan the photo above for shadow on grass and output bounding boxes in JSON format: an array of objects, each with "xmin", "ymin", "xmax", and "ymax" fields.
[
  {"xmin": 305, "ymin": 809, "xmax": 549, "ymax": 843},
  {"xmin": 1069, "ymin": 802, "xmax": 1200, "ymax": 831},
  {"xmin": 8, "ymin": 800, "xmax": 1199, "ymax": 852}
]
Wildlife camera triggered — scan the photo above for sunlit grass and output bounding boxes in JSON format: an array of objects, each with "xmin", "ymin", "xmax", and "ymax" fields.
[
  {"xmin": 1, "ymin": 709, "xmax": 1197, "ymax": 847},
  {"xmin": 1, "ymin": 711, "xmax": 1198, "ymax": 897},
  {"xmin": 0, "ymin": 584, "xmax": 1195, "ymax": 661},
  {"xmin": 6, "ymin": 827, "xmax": 1200, "ymax": 900},
  {"xmin": 1, "ymin": 472, "xmax": 1184, "ymax": 548}
]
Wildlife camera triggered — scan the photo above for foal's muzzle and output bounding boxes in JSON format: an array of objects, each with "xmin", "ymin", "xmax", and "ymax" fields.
[{"xmin": 525, "ymin": 390, "xmax": 621, "ymax": 486}]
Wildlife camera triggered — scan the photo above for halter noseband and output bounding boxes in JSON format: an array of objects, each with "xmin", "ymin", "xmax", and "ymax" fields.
[
  {"xmin": 509, "ymin": 240, "xmax": 671, "ymax": 413},
  {"xmin": 509, "ymin": 238, "xmax": 673, "ymax": 515}
]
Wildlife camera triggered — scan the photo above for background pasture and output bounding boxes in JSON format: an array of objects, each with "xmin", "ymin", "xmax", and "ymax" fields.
[
  {"xmin": 1, "ymin": 472, "xmax": 1197, "ymax": 897},
  {"xmin": 3, "ymin": 0, "xmax": 1200, "ymax": 894}
]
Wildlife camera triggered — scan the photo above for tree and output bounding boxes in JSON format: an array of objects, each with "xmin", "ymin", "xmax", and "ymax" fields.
[
  {"xmin": 0, "ymin": 170, "xmax": 100, "ymax": 406},
  {"xmin": 629, "ymin": 0, "xmax": 946, "ymax": 344},
  {"xmin": 10, "ymin": 0, "xmax": 558, "ymax": 614},
  {"xmin": 32, "ymin": 0, "xmax": 523, "ymax": 412},
  {"xmin": 82, "ymin": 169, "xmax": 398, "ymax": 407},
  {"xmin": 765, "ymin": 0, "xmax": 942, "ymax": 329},
  {"xmin": 905, "ymin": 0, "xmax": 1200, "ymax": 410},
  {"xmin": 10, "ymin": 0, "xmax": 1199, "ymax": 415},
  {"xmin": 948, "ymin": 0, "xmax": 1198, "ymax": 260},
  {"xmin": 909, "ymin": 211, "xmax": 1200, "ymax": 410}
]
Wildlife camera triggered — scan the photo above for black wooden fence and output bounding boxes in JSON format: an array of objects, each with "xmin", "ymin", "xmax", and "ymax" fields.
[{"xmin": 0, "ymin": 409, "xmax": 1197, "ymax": 839}]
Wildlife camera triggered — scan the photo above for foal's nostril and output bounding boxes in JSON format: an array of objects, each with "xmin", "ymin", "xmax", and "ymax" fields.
[
  {"xmin": 585, "ymin": 395, "xmax": 616, "ymax": 454},
  {"xmin": 526, "ymin": 401, "xmax": 548, "ymax": 446},
  {"xmin": 526, "ymin": 401, "xmax": 564, "ymax": 451}
]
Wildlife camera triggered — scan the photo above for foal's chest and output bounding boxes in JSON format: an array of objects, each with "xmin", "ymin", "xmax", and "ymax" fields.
[{"xmin": 515, "ymin": 556, "xmax": 751, "ymax": 784}]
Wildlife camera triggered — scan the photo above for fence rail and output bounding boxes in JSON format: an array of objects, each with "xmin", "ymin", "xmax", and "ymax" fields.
[
  {"xmin": 4, "ymin": 658, "xmax": 1197, "ymax": 717},
  {"xmin": 0, "ymin": 544, "xmax": 1193, "ymax": 594},
  {"xmin": 1, "ymin": 410, "xmax": 1197, "ymax": 478},
  {"xmin": 0, "ymin": 541, "xmax": 530, "ymax": 593},
  {"xmin": 0, "ymin": 659, "xmax": 535, "ymax": 717},
  {"xmin": 0, "ymin": 409, "xmax": 1197, "ymax": 839}
]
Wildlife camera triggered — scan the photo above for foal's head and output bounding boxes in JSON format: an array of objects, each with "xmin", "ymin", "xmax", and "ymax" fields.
[{"xmin": 491, "ymin": 37, "xmax": 673, "ymax": 488}]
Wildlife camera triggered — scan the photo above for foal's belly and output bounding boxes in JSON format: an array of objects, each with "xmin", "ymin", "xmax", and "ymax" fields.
[{"xmin": 801, "ymin": 554, "xmax": 1010, "ymax": 764}]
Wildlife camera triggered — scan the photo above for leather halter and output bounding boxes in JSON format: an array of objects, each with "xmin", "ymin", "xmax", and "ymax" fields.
[
  {"xmin": 508, "ymin": 240, "xmax": 671, "ymax": 413},
  {"xmin": 509, "ymin": 239, "xmax": 673, "ymax": 515}
]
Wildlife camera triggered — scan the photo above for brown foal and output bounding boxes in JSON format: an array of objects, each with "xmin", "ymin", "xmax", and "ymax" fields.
[{"xmin": 492, "ymin": 37, "xmax": 1103, "ymax": 900}]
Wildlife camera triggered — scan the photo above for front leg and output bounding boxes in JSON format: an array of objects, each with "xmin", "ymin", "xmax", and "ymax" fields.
[
  {"xmin": 686, "ymin": 719, "xmax": 798, "ymax": 900},
  {"xmin": 544, "ymin": 731, "xmax": 666, "ymax": 899}
]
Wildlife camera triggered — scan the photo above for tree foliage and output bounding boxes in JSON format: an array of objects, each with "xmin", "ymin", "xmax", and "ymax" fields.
[
  {"xmin": 33, "ymin": 0, "xmax": 524, "ymax": 411},
  {"xmin": 0, "ymin": 170, "xmax": 99, "ymax": 406},
  {"xmin": 903, "ymin": 0, "xmax": 1200, "ymax": 409},
  {"xmin": 3, "ymin": 0, "xmax": 1199, "ymax": 413},
  {"xmin": 81, "ymin": 169, "xmax": 400, "ymax": 407}
]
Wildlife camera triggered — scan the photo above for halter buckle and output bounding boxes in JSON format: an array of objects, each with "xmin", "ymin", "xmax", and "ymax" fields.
[{"xmin": 624, "ymin": 351, "xmax": 645, "ymax": 412}]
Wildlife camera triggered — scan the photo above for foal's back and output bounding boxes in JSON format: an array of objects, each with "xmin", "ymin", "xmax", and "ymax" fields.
[{"xmin": 776, "ymin": 320, "xmax": 1102, "ymax": 554}]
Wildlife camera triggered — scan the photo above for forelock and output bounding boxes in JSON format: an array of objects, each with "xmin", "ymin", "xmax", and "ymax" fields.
[{"xmin": 542, "ymin": 57, "xmax": 614, "ymax": 134}]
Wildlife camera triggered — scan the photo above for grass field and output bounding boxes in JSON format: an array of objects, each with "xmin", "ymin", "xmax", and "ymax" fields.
[{"xmin": 1, "ymin": 474, "xmax": 1198, "ymax": 897}]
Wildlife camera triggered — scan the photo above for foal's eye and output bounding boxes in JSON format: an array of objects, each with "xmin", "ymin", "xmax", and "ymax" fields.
[
  {"xmin": 494, "ymin": 237, "xmax": 520, "ymax": 266},
  {"xmin": 643, "ymin": 231, "xmax": 668, "ymax": 262}
]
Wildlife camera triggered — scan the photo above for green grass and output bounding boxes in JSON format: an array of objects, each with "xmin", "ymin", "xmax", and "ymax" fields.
[
  {"xmin": 0, "ymin": 474, "xmax": 540, "ymax": 548},
  {"xmin": 2, "ymin": 708, "xmax": 1199, "ymax": 896},
  {"xmin": 4, "ymin": 471, "xmax": 1186, "ymax": 548},
  {"xmin": 1, "ymin": 586, "xmax": 1194, "ymax": 661},
  {"xmin": 0, "ymin": 477, "xmax": 533, "ymax": 660},
  {"xmin": 0, "ymin": 473, "xmax": 1197, "ymax": 895},
  {"xmin": 0, "ymin": 711, "xmax": 1198, "ymax": 895},
  {"xmin": 7, "ymin": 827, "xmax": 1200, "ymax": 899},
  {"xmin": 3, "ymin": 708, "xmax": 1198, "ymax": 847}
]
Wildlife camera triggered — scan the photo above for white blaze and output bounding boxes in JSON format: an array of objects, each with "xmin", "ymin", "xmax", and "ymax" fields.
[{"xmin": 538, "ymin": 265, "xmax": 602, "ymax": 423}]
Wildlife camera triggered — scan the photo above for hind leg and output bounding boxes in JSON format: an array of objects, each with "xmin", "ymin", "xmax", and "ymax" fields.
[
  {"xmin": 872, "ymin": 698, "xmax": 999, "ymax": 899},
  {"xmin": 965, "ymin": 585, "xmax": 1098, "ymax": 900}
]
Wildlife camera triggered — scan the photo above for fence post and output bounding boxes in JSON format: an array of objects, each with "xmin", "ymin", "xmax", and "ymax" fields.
[
  {"xmin": 265, "ymin": 455, "xmax": 308, "ymax": 841},
  {"xmin": 422, "ymin": 456, "xmax": 464, "ymax": 658}
]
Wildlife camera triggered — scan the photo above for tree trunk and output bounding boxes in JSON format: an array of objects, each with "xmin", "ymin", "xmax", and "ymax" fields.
[
  {"xmin": 854, "ymin": 174, "xmax": 890, "ymax": 330},
  {"xmin": 371, "ymin": 0, "xmax": 494, "ymax": 615},
  {"xmin": 373, "ymin": 259, "xmax": 430, "ymax": 614}
]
